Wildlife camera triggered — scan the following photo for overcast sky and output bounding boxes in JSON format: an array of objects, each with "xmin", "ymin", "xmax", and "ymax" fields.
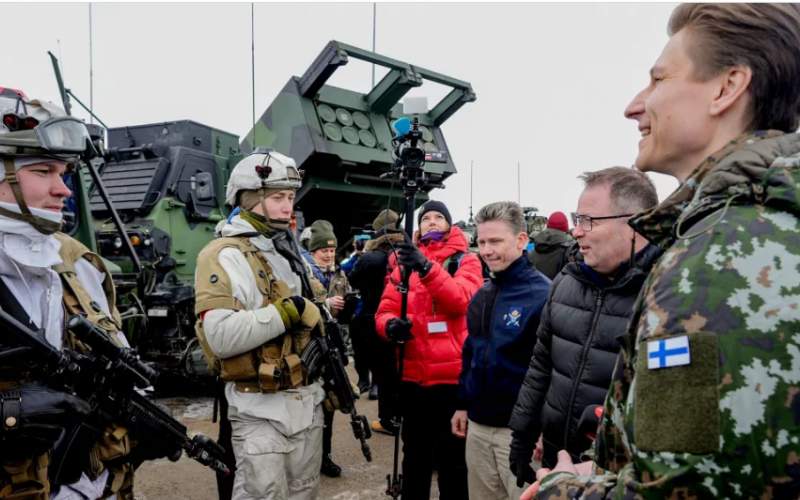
[{"xmin": 2, "ymin": 2, "xmax": 679, "ymax": 224}]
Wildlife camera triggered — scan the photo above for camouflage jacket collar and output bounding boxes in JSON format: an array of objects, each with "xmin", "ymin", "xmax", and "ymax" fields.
[{"xmin": 629, "ymin": 130, "xmax": 800, "ymax": 248}]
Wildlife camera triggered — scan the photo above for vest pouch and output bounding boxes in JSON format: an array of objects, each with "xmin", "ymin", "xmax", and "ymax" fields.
[
  {"xmin": 257, "ymin": 337, "xmax": 290, "ymax": 392},
  {"xmin": 259, "ymin": 341, "xmax": 283, "ymax": 365},
  {"xmin": 258, "ymin": 361, "xmax": 281, "ymax": 393},
  {"xmin": 220, "ymin": 352, "xmax": 258, "ymax": 382},
  {"xmin": 94, "ymin": 424, "xmax": 130, "ymax": 462},
  {"xmin": 0, "ymin": 454, "xmax": 49, "ymax": 500},
  {"xmin": 283, "ymin": 354, "xmax": 303, "ymax": 388},
  {"xmin": 104, "ymin": 462, "xmax": 134, "ymax": 499},
  {"xmin": 293, "ymin": 327, "xmax": 313, "ymax": 355}
]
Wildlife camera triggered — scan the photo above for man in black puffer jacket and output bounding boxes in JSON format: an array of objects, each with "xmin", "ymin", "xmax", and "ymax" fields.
[{"xmin": 508, "ymin": 167, "xmax": 660, "ymax": 487}]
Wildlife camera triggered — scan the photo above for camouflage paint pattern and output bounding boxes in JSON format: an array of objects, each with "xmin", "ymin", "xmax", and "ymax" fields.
[
  {"xmin": 240, "ymin": 41, "xmax": 475, "ymax": 252},
  {"xmin": 536, "ymin": 132, "xmax": 800, "ymax": 499}
]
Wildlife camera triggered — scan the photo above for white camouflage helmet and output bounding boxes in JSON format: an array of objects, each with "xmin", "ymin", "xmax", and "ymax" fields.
[
  {"xmin": 0, "ymin": 87, "xmax": 90, "ymax": 234},
  {"xmin": 0, "ymin": 88, "xmax": 89, "ymax": 164},
  {"xmin": 225, "ymin": 149, "xmax": 302, "ymax": 206},
  {"xmin": 299, "ymin": 226, "xmax": 313, "ymax": 250}
]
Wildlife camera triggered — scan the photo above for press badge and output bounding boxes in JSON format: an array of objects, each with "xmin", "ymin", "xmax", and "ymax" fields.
[{"xmin": 427, "ymin": 321, "xmax": 448, "ymax": 334}]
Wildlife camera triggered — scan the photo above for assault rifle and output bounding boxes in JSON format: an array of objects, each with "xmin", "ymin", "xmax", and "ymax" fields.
[
  {"xmin": 301, "ymin": 309, "xmax": 372, "ymax": 462},
  {"xmin": 0, "ymin": 307, "xmax": 230, "ymax": 481}
]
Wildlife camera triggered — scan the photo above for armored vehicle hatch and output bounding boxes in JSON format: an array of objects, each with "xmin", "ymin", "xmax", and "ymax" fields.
[
  {"xmin": 86, "ymin": 121, "xmax": 239, "ymax": 384},
  {"xmin": 91, "ymin": 120, "xmax": 239, "ymax": 283}
]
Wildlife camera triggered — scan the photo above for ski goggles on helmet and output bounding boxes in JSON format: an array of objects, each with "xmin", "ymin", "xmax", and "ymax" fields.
[{"xmin": 0, "ymin": 115, "xmax": 91, "ymax": 154}]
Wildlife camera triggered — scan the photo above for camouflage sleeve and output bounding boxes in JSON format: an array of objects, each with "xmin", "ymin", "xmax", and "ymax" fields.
[
  {"xmin": 535, "ymin": 471, "xmax": 617, "ymax": 500},
  {"xmin": 540, "ymin": 204, "xmax": 800, "ymax": 499},
  {"xmin": 625, "ymin": 205, "xmax": 800, "ymax": 498}
]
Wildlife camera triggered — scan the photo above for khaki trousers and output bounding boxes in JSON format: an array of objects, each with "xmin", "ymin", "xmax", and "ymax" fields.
[
  {"xmin": 230, "ymin": 405, "xmax": 323, "ymax": 500},
  {"xmin": 465, "ymin": 420, "xmax": 523, "ymax": 500}
]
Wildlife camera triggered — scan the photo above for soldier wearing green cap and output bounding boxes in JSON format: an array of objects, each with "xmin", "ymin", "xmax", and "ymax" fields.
[{"xmin": 301, "ymin": 219, "xmax": 351, "ymax": 478}]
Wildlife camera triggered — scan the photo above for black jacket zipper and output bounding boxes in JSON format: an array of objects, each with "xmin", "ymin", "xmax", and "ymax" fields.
[
  {"xmin": 562, "ymin": 290, "xmax": 605, "ymax": 449},
  {"xmin": 481, "ymin": 285, "xmax": 501, "ymax": 372}
]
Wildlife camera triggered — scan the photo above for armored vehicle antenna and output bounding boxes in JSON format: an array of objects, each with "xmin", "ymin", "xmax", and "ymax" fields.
[
  {"xmin": 469, "ymin": 160, "xmax": 474, "ymax": 224},
  {"xmin": 88, "ymin": 4, "xmax": 94, "ymax": 123},
  {"xmin": 48, "ymin": 51, "xmax": 107, "ymax": 129},
  {"xmin": 48, "ymin": 51, "xmax": 139, "ymax": 273},
  {"xmin": 250, "ymin": 3, "xmax": 255, "ymax": 130}
]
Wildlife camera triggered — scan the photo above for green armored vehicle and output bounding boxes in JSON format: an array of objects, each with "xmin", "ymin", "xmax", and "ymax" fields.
[
  {"xmin": 523, "ymin": 206, "xmax": 548, "ymax": 238},
  {"xmin": 241, "ymin": 40, "xmax": 476, "ymax": 242},
  {"xmin": 89, "ymin": 121, "xmax": 240, "ymax": 382}
]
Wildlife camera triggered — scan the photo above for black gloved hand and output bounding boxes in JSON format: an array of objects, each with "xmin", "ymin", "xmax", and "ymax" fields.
[
  {"xmin": 1, "ymin": 384, "xmax": 92, "ymax": 456},
  {"xmin": 16, "ymin": 384, "xmax": 91, "ymax": 422},
  {"xmin": 287, "ymin": 295, "xmax": 306, "ymax": 316},
  {"xmin": 127, "ymin": 400, "xmax": 183, "ymax": 465},
  {"xmin": 509, "ymin": 434, "xmax": 536, "ymax": 488},
  {"xmin": 396, "ymin": 241, "xmax": 431, "ymax": 276},
  {"xmin": 386, "ymin": 317, "xmax": 413, "ymax": 343}
]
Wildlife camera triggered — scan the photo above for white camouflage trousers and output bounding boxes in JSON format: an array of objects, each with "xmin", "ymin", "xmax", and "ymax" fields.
[{"xmin": 230, "ymin": 405, "xmax": 323, "ymax": 500}]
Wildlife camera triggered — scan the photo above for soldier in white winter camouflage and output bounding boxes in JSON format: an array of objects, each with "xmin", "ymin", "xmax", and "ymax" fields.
[{"xmin": 526, "ymin": 4, "xmax": 800, "ymax": 499}]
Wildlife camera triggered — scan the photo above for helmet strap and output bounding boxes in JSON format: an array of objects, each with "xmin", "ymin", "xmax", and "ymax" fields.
[{"xmin": 0, "ymin": 158, "xmax": 61, "ymax": 235}]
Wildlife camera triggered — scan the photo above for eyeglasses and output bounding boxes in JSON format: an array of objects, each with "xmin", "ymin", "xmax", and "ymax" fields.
[{"xmin": 570, "ymin": 212, "xmax": 634, "ymax": 232}]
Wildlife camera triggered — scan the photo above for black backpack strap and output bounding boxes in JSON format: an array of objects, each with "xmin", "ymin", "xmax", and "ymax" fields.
[
  {"xmin": 445, "ymin": 251, "xmax": 465, "ymax": 277},
  {"xmin": 0, "ymin": 276, "xmax": 38, "ymax": 330},
  {"xmin": 0, "ymin": 276, "xmax": 40, "ymax": 368}
]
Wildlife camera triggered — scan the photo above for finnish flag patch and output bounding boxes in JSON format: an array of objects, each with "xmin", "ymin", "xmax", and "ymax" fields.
[{"xmin": 647, "ymin": 336, "xmax": 691, "ymax": 369}]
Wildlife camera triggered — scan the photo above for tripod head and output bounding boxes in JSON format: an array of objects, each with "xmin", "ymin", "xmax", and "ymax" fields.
[
  {"xmin": 392, "ymin": 116, "xmax": 425, "ymax": 169},
  {"xmin": 389, "ymin": 116, "xmax": 431, "ymax": 240}
]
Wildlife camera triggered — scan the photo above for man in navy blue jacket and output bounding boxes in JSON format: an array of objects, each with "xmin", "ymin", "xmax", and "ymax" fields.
[{"xmin": 452, "ymin": 201, "xmax": 551, "ymax": 500}]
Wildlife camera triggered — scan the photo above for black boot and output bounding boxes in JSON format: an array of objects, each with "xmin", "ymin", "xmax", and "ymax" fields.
[{"xmin": 321, "ymin": 454, "xmax": 342, "ymax": 478}]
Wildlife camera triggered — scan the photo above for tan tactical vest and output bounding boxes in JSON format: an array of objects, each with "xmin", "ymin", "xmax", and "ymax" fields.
[
  {"xmin": 194, "ymin": 236, "xmax": 319, "ymax": 393},
  {"xmin": 52, "ymin": 233, "xmax": 133, "ymax": 499},
  {"xmin": 0, "ymin": 234, "xmax": 134, "ymax": 500}
]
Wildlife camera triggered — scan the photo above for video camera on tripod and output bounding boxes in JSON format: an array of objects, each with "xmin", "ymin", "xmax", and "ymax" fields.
[
  {"xmin": 384, "ymin": 97, "xmax": 440, "ymax": 499},
  {"xmin": 392, "ymin": 117, "xmax": 425, "ymax": 169},
  {"xmin": 387, "ymin": 97, "xmax": 431, "ymax": 193}
]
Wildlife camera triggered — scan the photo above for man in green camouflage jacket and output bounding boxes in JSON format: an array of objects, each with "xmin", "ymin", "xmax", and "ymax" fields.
[{"xmin": 526, "ymin": 4, "xmax": 800, "ymax": 499}]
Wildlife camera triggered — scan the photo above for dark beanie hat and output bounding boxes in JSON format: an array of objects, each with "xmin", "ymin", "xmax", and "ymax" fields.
[
  {"xmin": 372, "ymin": 209, "xmax": 399, "ymax": 232},
  {"xmin": 547, "ymin": 211, "xmax": 569, "ymax": 233},
  {"xmin": 308, "ymin": 220, "xmax": 337, "ymax": 251},
  {"xmin": 417, "ymin": 200, "xmax": 452, "ymax": 227}
]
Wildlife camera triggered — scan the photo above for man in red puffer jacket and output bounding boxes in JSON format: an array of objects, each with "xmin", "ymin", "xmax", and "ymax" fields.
[{"xmin": 376, "ymin": 200, "xmax": 483, "ymax": 500}]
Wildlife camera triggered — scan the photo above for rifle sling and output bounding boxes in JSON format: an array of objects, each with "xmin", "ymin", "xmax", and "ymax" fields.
[
  {"xmin": 0, "ymin": 276, "xmax": 44, "ymax": 383},
  {"xmin": 0, "ymin": 276, "xmax": 39, "ymax": 331}
]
